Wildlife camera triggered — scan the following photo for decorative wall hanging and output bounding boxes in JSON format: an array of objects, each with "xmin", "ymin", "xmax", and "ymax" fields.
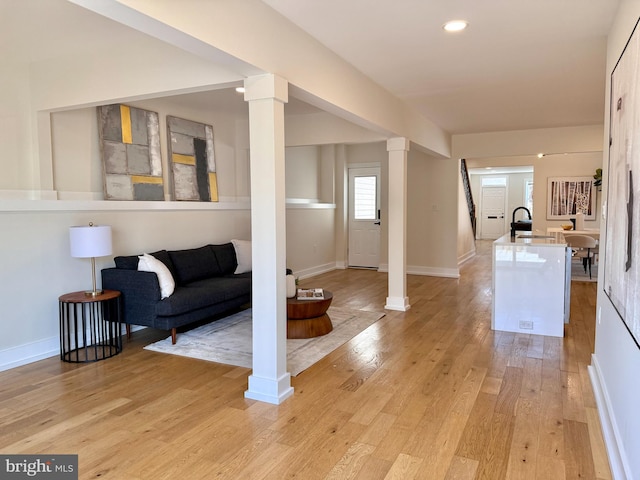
[
  {"xmin": 546, "ymin": 176, "xmax": 596, "ymax": 220},
  {"xmin": 166, "ymin": 116, "xmax": 218, "ymax": 202},
  {"xmin": 605, "ymin": 17, "xmax": 640, "ymax": 349},
  {"xmin": 98, "ymin": 104, "xmax": 164, "ymax": 201}
]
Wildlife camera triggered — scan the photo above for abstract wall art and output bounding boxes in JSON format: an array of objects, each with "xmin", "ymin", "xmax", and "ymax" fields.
[
  {"xmin": 605, "ymin": 18, "xmax": 640, "ymax": 349},
  {"xmin": 166, "ymin": 116, "xmax": 218, "ymax": 202},
  {"xmin": 98, "ymin": 104, "xmax": 164, "ymax": 201},
  {"xmin": 546, "ymin": 176, "xmax": 596, "ymax": 220}
]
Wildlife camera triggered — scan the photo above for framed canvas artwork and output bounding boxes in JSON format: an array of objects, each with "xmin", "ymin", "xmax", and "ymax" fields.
[
  {"xmin": 604, "ymin": 18, "xmax": 640, "ymax": 349},
  {"xmin": 98, "ymin": 104, "xmax": 164, "ymax": 201},
  {"xmin": 546, "ymin": 176, "xmax": 596, "ymax": 220},
  {"xmin": 167, "ymin": 116, "xmax": 218, "ymax": 202}
]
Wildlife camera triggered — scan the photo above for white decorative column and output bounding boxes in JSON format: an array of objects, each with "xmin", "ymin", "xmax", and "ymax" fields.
[
  {"xmin": 243, "ymin": 74, "xmax": 294, "ymax": 404},
  {"xmin": 385, "ymin": 137, "xmax": 411, "ymax": 311}
]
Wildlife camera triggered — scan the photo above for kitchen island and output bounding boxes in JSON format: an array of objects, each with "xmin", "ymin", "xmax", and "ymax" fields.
[{"xmin": 492, "ymin": 231, "xmax": 571, "ymax": 337}]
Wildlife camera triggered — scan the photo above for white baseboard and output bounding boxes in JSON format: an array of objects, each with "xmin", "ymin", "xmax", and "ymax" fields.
[
  {"xmin": 589, "ymin": 354, "xmax": 630, "ymax": 480},
  {"xmin": 0, "ymin": 335, "xmax": 59, "ymax": 372},
  {"xmin": 0, "ymin": 324, "xmax": 139, "ymax": 372},
  {"xmin": 378, "ymin": 263, "xmax": 460, "ymax": 278},
  {"xmin": 292, "ymin": 263, "xmax": 337, "ymax": 280},
  {"xmin": 458, "ymin": 249, "xmax": 476, "ymax": 266}
]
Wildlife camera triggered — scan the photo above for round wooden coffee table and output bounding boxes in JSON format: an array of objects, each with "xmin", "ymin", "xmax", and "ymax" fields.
[{"xmin": 286, "ymin": 290, "xmax": 333, "ymax": 339}]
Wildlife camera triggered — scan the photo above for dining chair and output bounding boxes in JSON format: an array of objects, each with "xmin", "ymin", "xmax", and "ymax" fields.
[{"xmin": 564, "ymin": 234, "xmax": 598, "ymax": 279}]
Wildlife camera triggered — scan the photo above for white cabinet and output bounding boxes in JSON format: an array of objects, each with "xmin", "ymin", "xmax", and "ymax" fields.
[{"xmin": 492, "ymin": 232, "xmax": 571, "ymax": 337}]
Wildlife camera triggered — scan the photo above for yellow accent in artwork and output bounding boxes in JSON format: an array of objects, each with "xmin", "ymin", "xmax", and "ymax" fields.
[
  {"xmin": 120, "ymin": 105, "xmax": 132, "ymax": 144},
  {"xmin": 131, "ymin": 175, "xmax": 163, "ymax": 184},
  {"xmin": 173, "ymin": 153, "xmax": 196, "ymax": 165},
  {"xmin": 209, "ymin": 172, "xmax": 219, "ymax": 202}
]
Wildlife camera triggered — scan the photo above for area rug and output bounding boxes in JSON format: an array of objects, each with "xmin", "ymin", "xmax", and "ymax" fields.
[
  {"xmin": 571, "ymin": 260, "xmax": 598, "ymax": 282},
  {"xmin": 144, "ymin": 307, "xmax": 385, "ymax": 376}
]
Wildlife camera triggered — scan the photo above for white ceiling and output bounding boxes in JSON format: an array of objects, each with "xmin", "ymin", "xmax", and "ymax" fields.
[
  {"xmin": 263, "ymin": 0, "xmax": 619, "ymax": 134},
  {"xmin": 2, "ymin": 0, "xmax": 620, "ymax": 136}
]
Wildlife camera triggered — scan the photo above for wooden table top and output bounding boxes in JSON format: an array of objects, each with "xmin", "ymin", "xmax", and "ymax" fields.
[{"xmin": 59, "ymin": 289, "xmax": 121, "ymax": 303}]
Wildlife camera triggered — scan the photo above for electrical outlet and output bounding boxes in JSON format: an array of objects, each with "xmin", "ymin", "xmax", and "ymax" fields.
[{"xmin": 519, "ymin": 320, "xmax": 534, "ymax": 330}]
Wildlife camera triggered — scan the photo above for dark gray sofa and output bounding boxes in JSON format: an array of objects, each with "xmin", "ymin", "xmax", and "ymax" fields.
[{"xmin": 101, "ymin": 243, "xmax": 251, "ymax": 344}]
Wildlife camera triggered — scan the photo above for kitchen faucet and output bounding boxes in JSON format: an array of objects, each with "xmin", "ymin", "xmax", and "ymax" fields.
[{"xmin": 510, "ymin": 206, "xmax": 532, "ymax": 238}]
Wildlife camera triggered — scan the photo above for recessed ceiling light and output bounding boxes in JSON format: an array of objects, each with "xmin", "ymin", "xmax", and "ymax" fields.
[
  {"xmin": 443, "ymin": 20, "xmax": 468, "ymax": 32},
  {"xmin": 537, "ymin": 153, "xmax": 545, "ymax": 158},
  {"xmin": 235, "ymin": 87, "xmax": 245, "ymax": 93}
]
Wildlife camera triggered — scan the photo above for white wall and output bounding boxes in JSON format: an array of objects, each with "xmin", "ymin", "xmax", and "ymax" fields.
[
  {"xmin": 590, "ymin": 3, "xmax": 640, "ymax": 479},
  {"xmin": 0, "ymin": 62, "xmax": 34, "ymax": 190},
  {"xmin": 285, "ymin": 111, "xmax": 385, "ymax": 147},
  {"xmin": 285, "ymin": 146, "xmax": 320, "ymax": 201},
  {"xmin": 452, "ymin": 125, "xmax": 603, "ymax": 159},
  {"xmin": 283, "ymin": 144, "xmax": 337, "ymax": 276},
  {"xmin": 407, "ymin": 151, "xmax": 460, "ymax": 276},
  {"xmin": 285, "ymin": 208, "xmax": 336, "ymax": 277},
  {"xmin": 533, "ymin": 152, "xmax": 603, "ymax": 231}
]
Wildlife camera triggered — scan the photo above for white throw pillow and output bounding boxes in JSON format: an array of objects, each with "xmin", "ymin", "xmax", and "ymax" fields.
[
  {"xmin": 138, "ymin": 253, "xmax": 175, "ymax": 299},
  {"xmin": 231, "ymin": 239, "xmax": 252, "ymax": 274}
]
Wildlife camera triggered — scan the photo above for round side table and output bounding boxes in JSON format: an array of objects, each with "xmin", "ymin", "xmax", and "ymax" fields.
[
  {"xmin": 59, "ymin": 290, "xmax": 122, "ymax": 363},
  {"xmin": 286, "ymin": 290, "xmax": 333, "ymax": 339}
]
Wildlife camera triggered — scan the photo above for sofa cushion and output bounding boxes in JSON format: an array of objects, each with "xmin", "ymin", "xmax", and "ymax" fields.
[
  {"xmin": 149, "ymin": 250, "xmax": 176, "ymax": 278},
  {"xmin": 154, "ymin": 276, "xmax": 249, "ymax": 316},
  {"xmin": 211, "ymin": 243, "xmax": 237, "ymax": 275},
  {"xmin": 114, "ymin": 249, "xmax": 175, "ymax": 274},
  {"xmin": 155, "ymin": 285, "xmax": 223, "ymax": 316},
  {"xmin": 168, "ymin": 246, "xmax": 221, "ymax": 285},
  {"xmin": 114, "ymin": 254, "xmax": 138, "ymax": 270},
  {"xmin": 187, "ymin": 276, "xmax": 251, "ymax": 302}
]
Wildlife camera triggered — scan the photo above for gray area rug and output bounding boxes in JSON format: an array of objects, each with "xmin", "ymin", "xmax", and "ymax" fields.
[
  {"xmin": 144, "ymin": 307, "xmax": 385, "ymax": 376},
  {"xmin": 571, "ymin": 260, "xmax": 598, "ymax": 282}
]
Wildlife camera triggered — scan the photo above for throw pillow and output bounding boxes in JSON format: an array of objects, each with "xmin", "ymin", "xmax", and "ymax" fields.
[
  {"xmin": 138, "ymin": 253, "xmax": 175, "ymax": 299},
  {"xmin": 231, "ymin": 239, "xmax": 252, "ymax": 274}
]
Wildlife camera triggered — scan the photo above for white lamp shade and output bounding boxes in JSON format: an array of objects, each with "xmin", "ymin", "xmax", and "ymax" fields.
[{"xmin": 69, "ymin": 225, "xmax": 112, "ymax": 258}]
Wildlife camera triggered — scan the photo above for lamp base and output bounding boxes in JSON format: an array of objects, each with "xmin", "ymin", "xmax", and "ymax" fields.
[{"xmin": 84, "ymin": 289, "xmax": 104, "ymax": 297}]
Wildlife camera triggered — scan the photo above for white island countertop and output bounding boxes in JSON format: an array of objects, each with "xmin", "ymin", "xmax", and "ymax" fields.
[
  {"xmin": 492, "ymin": 230, "xmax": 571, "ymax": 337},
  {"xmin": 494, "ymin": 230, "xmax": 567, "ymax": 247}
]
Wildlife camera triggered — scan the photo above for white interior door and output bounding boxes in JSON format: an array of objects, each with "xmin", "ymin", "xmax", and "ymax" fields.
[
  {"xmin": 348, "ymin": 167, "xmax": 381, "ymax": 268},
  {"xmin": 480, "ymin": 186, "xmax": 507, "ymax": 239}
]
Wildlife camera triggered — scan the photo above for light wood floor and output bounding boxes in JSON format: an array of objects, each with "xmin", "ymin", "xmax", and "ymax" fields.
[{"xmin": 0, "ymin": 240, "xmax": 611, "ymax": 480}]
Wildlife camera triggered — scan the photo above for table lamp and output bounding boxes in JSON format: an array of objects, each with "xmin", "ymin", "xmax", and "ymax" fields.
[{"xmin": 69, "ymin": 222, "xmax": 112, "ymax": 297}]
